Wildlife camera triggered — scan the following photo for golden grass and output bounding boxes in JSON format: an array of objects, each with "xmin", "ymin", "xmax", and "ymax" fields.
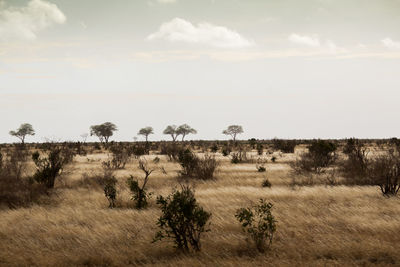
[{"xmin": 1, "ymin": 151, "xmax": 400, "ymax": 266}]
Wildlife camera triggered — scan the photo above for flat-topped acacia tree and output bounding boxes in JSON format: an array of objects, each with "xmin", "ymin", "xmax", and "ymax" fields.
[
  {"xmin": 9, "ymin": 123, "xmax": 35, "ymax": 144},
  {"xmin": 90, "ymin": 122, "xmax": 117, "ymax": 144},
  {"xmin": 177, "ymin": 124, "xmax": 197, "ymax": 141},
  {"xmin": 138, "ymin": 127, "xmax": 154, "ymax": 142},
  {"xmin": 222, "ymin": 125, "xmax": 243, "ymax": 142},
  {"xmin": 163, "ymin": 125, "xmax": 179, "ymax": 142}
]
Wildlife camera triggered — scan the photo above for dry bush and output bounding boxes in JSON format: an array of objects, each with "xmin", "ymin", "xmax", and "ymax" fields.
[
  {"xmin": 108, "ymin": 143, "xmax": 132, "ymax": 169},
  {"xmin": 272, "ymin": 139, "xmax": 297, "ymax": 153},
  {"xmin": 178, "ymin": 149, "xmax": 218, "ymax": 180},
  {"xmin": 291, "ymin": 140, "xmax": 337, "ymax": 174},
  {"xmin": 0, "ymin": 149, "xmax": 47, "ymax": 209},
  {"xmin": 368, "ymin": 152, "xmax": 400, "ymax": 196},
  {"xmin": 341, "ymin": 139, "xmax": 370, "ymax": 185},
  {"xmin": 127, "ymin": 159, "xmax": 154, "ymax": 209}
]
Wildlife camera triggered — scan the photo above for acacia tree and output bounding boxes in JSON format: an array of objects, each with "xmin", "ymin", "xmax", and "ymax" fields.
[
  {"xmin": 90, "ymin": 122, "xmax": 117, "ymax": 144},
  {"xmin": 9, "ymin": 123, "xmax": 35, "ymax": 144},
  {"xmin": 163, "ymin": 125, "xmax": 180, "ymax": 142},
  {"xmin": 177, "ymin": 124, "xmax": 197, "ymax": 141},
  {"xmin": 222, "ymin": 125, "xmax": 243, "ymax": 141},
  {"xmin": 138, "ymin": 127, "xmax": 154, "ymax": 142}
]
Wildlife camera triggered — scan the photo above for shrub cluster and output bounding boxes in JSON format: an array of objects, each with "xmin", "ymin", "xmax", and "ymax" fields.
[{"xmin": 177, "ymin": 149, "xmax": 218, "ymax": 180}]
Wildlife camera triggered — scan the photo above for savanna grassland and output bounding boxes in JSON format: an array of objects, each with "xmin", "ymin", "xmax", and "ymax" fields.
[{"xmin": 0, "ymin": 141, "xmax": 400, "ymax": 267}]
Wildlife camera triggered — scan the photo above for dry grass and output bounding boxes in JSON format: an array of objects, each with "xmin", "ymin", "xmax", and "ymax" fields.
[{"xmin": 1, "ymin": 151, "xmax": 400, "ymax": 266}]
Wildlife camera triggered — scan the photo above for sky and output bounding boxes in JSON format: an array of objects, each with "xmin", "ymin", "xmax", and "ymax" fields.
[{"xmin": 1, "ymin": 0, "xmax": 400, "ymax": 143}]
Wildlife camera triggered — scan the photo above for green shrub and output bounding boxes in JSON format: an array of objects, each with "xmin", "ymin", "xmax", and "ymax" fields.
[
  {"xmin": 127, "ymin": 159, "xmax": 154, "ymax": 209},
  {"xmin": 235, "ymin": 199, "xmax": 277, "ymax": 252},
  {"xmin": 292, "ymin": 140, "xmax": 337, "ymax": 174},
  {"xmin": 261, "ymin": 179, "xmax": 271, "ymax": 188},
  {"xmin": 272, "ymin": 139, "xmax": 296, "ymax": 153},
  {"xmin": 178, "ymin": 149, "xmax": 218, "ymax": 180},
  {"xmin": 32, "ymin": 146, "xmax": 75, "ymax": 188},
  {"xmin": 153, "ymin": 185, "xmax": 211, "ymax": 252}
]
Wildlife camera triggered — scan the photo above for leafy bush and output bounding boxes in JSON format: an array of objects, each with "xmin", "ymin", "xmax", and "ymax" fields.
[
  {"xmin": 261, "ymin": 179, "xmax": 271, "ymax": 188},
  {"xmin": 271, "ymin": 156, "xmax": 277, "ymax": 163},
  {"xmin": 235, "ymin": 199, "xmax": 277, "ymax": 252},
  {"xmin": 108, "ymin": 143, "xmax": 131, "ymax": 169},
  {"xmin": 178, "ymin": 149, "xmax": 218, "ymax": 180},
  {"xmin": 0, "ymin": 149, "xmax": 46, "ymax": 209},
  {"xmin": 104, "ymin": 176, "xmax": 117, "ymax": 208},
  {"xmin": 127, "ymin": 159, "xmax": 154, "ymax": 209},
  {"xmin": 257, "ymin": 144, "xmax": 264, "ymax": 155},
  {"xmin": 272, "ymin": 139, "xmax": 297, "ymax": 153},
  {"xmin": 222, "ymin": 146, "xmax": 231, "ymax": 156},
  {"xmin": 292, "ymin": 140, "xmax": 337, "ymax": 174},
  {"xmin": 32, "ymin": 146, "xmax": 75, "ymax": 188},
  {"xmin": 368, "ymin": 152, "xmax": 400, "ymax": 196},
  {"xmin": 341, "ymin": 139, "xmax": 370, "ymax": 185},
  {"xmin": 153, "ymin": 185, "xmax": 211, "ymax": 252}
]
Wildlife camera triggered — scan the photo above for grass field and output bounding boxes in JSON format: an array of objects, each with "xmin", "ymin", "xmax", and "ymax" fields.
[{"xmin": 1, "ymin": 148, "xmax": 399, "ymax": 266}]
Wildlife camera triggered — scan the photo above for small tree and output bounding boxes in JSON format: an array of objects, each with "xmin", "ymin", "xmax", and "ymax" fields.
[
  {"xmin": 127, "ymin": 159, "xmax": 154, "ymax": 209},
  {"xmin": 235, "ymin": 199, "xmax": 277, "ymax": 252},
  {"xmin": 368, "ymin": 152, "xmax": 400, "ymax": 196},
  {"xmin": 138, "ymin": 127, "xmax": 154, "ymax": 142},
  {"xmin": 223, "ymin": 125, "xmax": 243, "ymax": 142},
  {"xmin": 177, "ymin": 124, "xmax": 197, "ymax": 141},
  {"xmin": 153, "ymin": 185, "xmax": 211, "ymax": 252},
  {"xmin": 80, "ymin": 133, "xmax": 89, "ymax": 143},
  {"xmin": 163, "ymin": 125, "xmax": 179, "ymax": 142},
  {"xmin": 90, "ymin": 122, "xmax": 117, "ymax": 144},
  {"xmin": 9, "ymin": 123, "xmax": 35, "ymax": 144}
]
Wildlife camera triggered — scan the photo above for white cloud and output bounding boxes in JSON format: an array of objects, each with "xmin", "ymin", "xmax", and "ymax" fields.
[
  {"xmin": 381, "ymin": 38, "xmax": 400, "ymax": 49},
  {"xmin": 288, "ymin": 33, "xmax": 320, "ymax": 47},
  {"xmin": 0, "ymin": 0, "xmax": 66, "ymax": 41},
  {"xmin": 147, "ymin": 18, "xmax": 254, "ymax": 48}
]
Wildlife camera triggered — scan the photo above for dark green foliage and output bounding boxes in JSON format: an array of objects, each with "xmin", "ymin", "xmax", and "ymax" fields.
[
  {"xmin": 262, "ymin": 179, "xmax": 271, "ymax": 188},
  {"xmin": 222, "ymin": 146, "xmax": 231, "ymax": 156},
  {"xmin": 0, "ymin": 148, "xmax": 46, "ymax": 209},
  {"xmin": 257, "ymin": 144, "xmax": 264, "ymax": 155},
  {"xmin": 368, "ymin": 152, "xmax": 400, "ymax": 196},
  {"xmin": 153, "ymin": 185, "xmax": 211, "ymax": 252},
  {"xmin": 32, "ymin": 146, "xmax": 75, "ymax": 188},
  {"xmin": 235, "ymin": 199, "xmax": 277, "ymax": 252},
  {"xmin": 271, "ymin": 156, "xmax": 277, "ymax": 163},
  {"xmin": 104, "ymin": 176, "xmax": 117, "ymax": 208},
  {"xmin": 292, "ymin": 140, "xmax": 337, "ymax": 174},
  {"xmin": 258, "ymin": 166, "xmax": 266, "ymax": 172},
  {"xmin": 341, "ymin": 139, "xmax": 370, "ymax": 185},
  {"xmin": 210, "ymin": 144, "xmax": 219, "ymax": 153},
  {"xmin": 272, "ymin": 139, "xmax": 297, "ymax": 153},
  {"xmin": 127, "ymin": 159, "xmax": 154, "ymax": 209},
  {"xmin": 178, "ymin": 149, "xmax": 218, "ymax": 180},
  {"xmin": 108, "ymin": 143, "xmax": 132, "ymax": 169}
]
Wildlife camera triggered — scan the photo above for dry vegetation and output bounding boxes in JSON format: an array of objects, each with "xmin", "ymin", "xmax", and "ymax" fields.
[{"xmin": 1, "ymin": 141, "xmax": 400, "ymax": 266}]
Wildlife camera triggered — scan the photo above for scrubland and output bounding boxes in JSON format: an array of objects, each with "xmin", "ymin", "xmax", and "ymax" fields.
[{"xmin": 0, "ymin": 143, "xmax": 399, "ymax": 266}]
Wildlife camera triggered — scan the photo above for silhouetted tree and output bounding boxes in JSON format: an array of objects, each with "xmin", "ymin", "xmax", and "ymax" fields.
[
  {"xmin": 9, "ymin": 123, "xmax": 35, "ymax": 144},
  {"xmin": 177, "ymin": 124, "xmax": 197, "ymax": 141},
  {"xmin": 222, "ymin": 125, "xmax": 243, "ymax": 141},
  {"xmin": 138, "ymin": 127, "xmax": 154, "ymax": 142},
  {"xmin": 90, "ymin": 122, "xmax": 117, "ymax": 144},
  {"xmin": 163, "ymin": 125, "xmax": 179, "ymax": 142}
]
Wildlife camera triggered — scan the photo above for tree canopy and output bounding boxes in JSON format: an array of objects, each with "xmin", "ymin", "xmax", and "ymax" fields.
[
  {"xmin": 138, "ymin": 127, "xmax": 154, "ymax": 142},
  {"xmin": 222, "ymin": 125, "xmax": 243, "ymax": 141},
  {"xmin": 9, "ymin": 123, "xmax": 35, "ymax": 144},
  {"xmin": 90, "ymin": 122, "xmax": 117, "ymax": 143}
]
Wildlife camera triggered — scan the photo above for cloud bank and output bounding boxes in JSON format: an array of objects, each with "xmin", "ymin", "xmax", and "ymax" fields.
[
  {"xmin": 0, "ymin": 0, "xmax": 66, "ymax": 41},
  {"xmin": 147, "ymin": 18, "xmax": 254, "ymax": 48},
  {"xmin": 382, "ymin": 38, "xmax": 400, "ymax": 49}
]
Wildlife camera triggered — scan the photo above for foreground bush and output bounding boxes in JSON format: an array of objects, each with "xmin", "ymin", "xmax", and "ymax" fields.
[
  {"xmin": 153, "ymin": 185, "xmax": 211, "ymax": 252},
  {"xmin": 236, "ymin": 199, "xmax": 277, "ymax": 252},
  {"xmin": 178, "ymin": 149, "xmax": 218, "ymax": 180}
]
